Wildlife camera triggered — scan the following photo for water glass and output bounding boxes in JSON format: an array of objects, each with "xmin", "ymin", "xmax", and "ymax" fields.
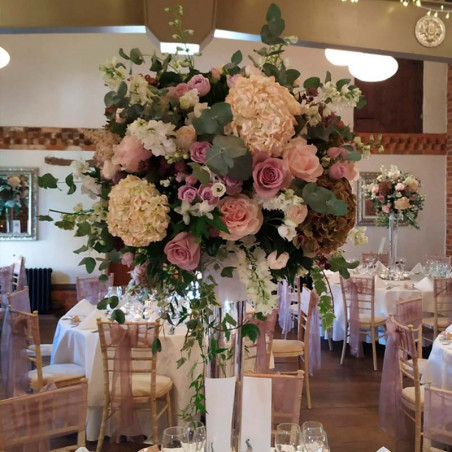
[
  {"xmin": 162, "ymin": 426, "xmax": 190, "ymax": 451},
  {"xmin": 301, "ymin": 421, "xmax": 329, "ymax": 452},
  {"xmin": 275, "ymin": 423, "xmax": 302, "ymax": 451}
]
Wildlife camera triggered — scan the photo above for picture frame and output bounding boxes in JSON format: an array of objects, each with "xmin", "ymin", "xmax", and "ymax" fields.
[{"xmin": 356, "ymin": 171, "xmax": 379, "ymax": 226}]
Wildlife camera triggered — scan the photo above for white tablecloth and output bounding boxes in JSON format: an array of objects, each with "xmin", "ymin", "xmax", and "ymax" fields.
[
  {"xmin": 422, "ymin": 324, "xmax": 452, "ymax": 390},
  {"xmin": 51, "ymin": 309, "xmax": 202, "ymax": 441},
  {"xmin": 319, "ymin": 274, "xmax": 433, "ymax": 341}
]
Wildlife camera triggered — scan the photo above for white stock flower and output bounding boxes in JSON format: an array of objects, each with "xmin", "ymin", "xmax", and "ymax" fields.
[
  {"xmin": 99, "ymin": 57, "xmax": 126, "ymax": 90},
  {"xmin": 179, "ymin": 89, "xmax": 199, "ymax": 110},
  {"xmin": 347, "ymin": 227, "xmax": 368, "ymax": 246},
  {"xmin": 127, "ymin": 119, "xmax": 176, "ymax": 156},
  {"xmin": 71, "ymin": 160, "xmax": 90, "ymax": 179},
  {"xmin": 278, "ymin": 224, "xmax": 297, "ymax": 241},
  {"xmin": 128, "ymin": 74, "xmax": 152, "ymax": 105},
  {"xmin": 174, "ymin": 200, "xmax": 191, "ymax": 225},
  {"xmin": 73, "ymin": 203, "xmax": 83, "ymax": 212},
  {"xmin": 80, "ymin": 176, "xmax": 101, "ymax": 199}
]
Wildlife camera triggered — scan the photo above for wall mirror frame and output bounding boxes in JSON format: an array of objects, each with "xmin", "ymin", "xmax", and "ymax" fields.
[{"xmin": 0, "ymin": 167, "xmax": 38, "ymax": 241}]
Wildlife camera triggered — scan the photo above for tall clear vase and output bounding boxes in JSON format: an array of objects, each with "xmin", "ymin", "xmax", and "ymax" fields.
[
  {"xmin": 388, "ymin": 212, "xmax": 399, "ymax": 280},
  {"xmin": 204, "ymin": 264, "xmax": 246, "ymax": 452}
]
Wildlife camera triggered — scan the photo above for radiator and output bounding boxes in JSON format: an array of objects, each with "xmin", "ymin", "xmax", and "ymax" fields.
[{"xmin": 25, "ymin": 268, "xmax": 53, "ymax": 313}]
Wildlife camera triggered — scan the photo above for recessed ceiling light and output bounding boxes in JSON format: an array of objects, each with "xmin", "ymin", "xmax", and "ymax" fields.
[{"xmin": 0, "ymin": 47, "xmax": 10, "ymax": 69}]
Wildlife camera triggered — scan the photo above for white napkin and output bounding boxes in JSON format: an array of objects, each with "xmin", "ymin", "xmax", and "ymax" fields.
[
  {"xmin": 324, "ymin": 270, "xmax": 340, "ymax": 285},
  {"xmin": 409, "ymin": 263, "xmax": 423, "ymax": 275},
  {"xmin": 65, "ymin": 299, "xmax": 96, "ymax": 317},
  {"xmin": 446, "ymin": 324, "xmax": 452, "ymax": 333},
  {"xmin": 76, "ymin": 309, "xmax": 108, "ymax": 330},
  {"xmin": 376, "ymin": 448, "xmax": 392, "ymax": 452},
  {"xmin": 75, "ymin": 448, "xmax": 90, "ymax": 452},
  {"xmin": 375, "ymin": 261, "xmax": 387, "ymax": 273},
  {"xmin": 414, "ymin": 276, "xmax": 434, "ymax": 292}
]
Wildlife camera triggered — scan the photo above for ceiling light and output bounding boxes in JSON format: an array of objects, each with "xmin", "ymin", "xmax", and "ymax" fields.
[
  {"xmin": 324, "ymin": 48, "xmax": 361, "ymax": 66},
  {"xmin": 348, "ymin": 54, "xmax": 398, "ymax": 82},
  {"xmin": 159, "ymin": 42, "xmax": 200, "ymax": 55},
  {"xmin": 0, "ymin": 47, "xmax": 10, "ymax": 69}
]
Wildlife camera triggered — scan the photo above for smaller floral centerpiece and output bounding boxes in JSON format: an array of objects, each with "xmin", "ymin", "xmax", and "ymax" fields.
[
  {"xmin": 364, "ymin": 165, "xmax": 425, "ymax": 228},
  {"xmin": 0, "ymin": 174, "xmax": 29, "ymax": 233}
]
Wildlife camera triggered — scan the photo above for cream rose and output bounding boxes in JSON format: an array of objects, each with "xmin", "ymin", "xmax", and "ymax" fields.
[
  {"xmin": 285, "ymin": 204, "xmax": 308, "ymax": 226},
  {"xmin": 267, "ymin": 251, "xmax": 289, "ymax": 270},
  {"xmin": 283, "ymin": 138, "xmax": 323, "ymax": 182},
  {"xmin": 394, "ymin": 197, "xmax": 411, "ymax": 210},
  {"xmin": 218, "ymin": 194, "xmax": 263, "ymax": 241},
  {"xmin": 175, "ymin": 125, "xmax": 196, "ymax": 151}
]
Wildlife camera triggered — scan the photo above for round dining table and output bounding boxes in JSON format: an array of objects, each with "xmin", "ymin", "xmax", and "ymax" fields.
[
  {"xmin": 422, "ymin": 324, "xmax": 452, "ymax": 390},
  {"xmin": 50, "ymin": 301, "xmax": 202, "ymax": 442}
]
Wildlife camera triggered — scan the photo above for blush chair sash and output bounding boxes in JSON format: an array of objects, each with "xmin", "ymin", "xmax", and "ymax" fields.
[
  {"xmin": 423, "ymin": 385, "xmax": 452, "ymax": 447},
  {"xmin": 0, "ymin": 264, "xmax": 14, "ymax": 295},
  {"xmin": 251, "ymin": 309, "xmax": 278, "ymax": 374},
  {"xmin": 277, "ymin": 281, "xmax": 292, "ymax": 338},
  {"xmin": 308, "ymin": 290, "xmax": 321, "ymax": 376}
]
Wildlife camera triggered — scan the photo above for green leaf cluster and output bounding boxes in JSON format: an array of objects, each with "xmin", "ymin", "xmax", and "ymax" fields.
[
  {"xmin": 328, "ymin": 254, "xmax": 359, "ymax": 279},
  {"xmin": 302, "ymin": 183, "xmax": 347, "ymax": 216},
  {"xmin": 192, "ymin": 102, "xmax": 232, "ymax": 135}
]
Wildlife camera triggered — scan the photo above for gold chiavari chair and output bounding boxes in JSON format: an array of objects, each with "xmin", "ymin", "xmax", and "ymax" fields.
[
  {"xmin": 0, "ymin": 379, "xmax": 88, "ymax": 452},
  {"xmin": 7, "ymin": 307, "xmax": 85, "ymax": 391},
  {"xmin": 340, "ymin": 276, "xmax": 386, "ymax": 371},
  {"xmin": 0, "ymin": 264, "xmax": 14, "ymax": 323},
  {"xmin": 422, "ymin": 277, "xmax": 452, "ymax": 343},
  {"xmin": 76, "ymin": 273, "xmax": 115, "ymax": 301},
  {"xmin": 244, "ymin": 371, "xmax": 304, "ymax": 438},
  {"xmin": 391, "ymin": 316, "xmax": 424, "ymax": 452},
  {"xmin": 97, "ymin": 319, "xmax": 173, "ymax": 451},
  {"xmin": 362, "ymin": 252, "xmax": 389, "ymax": 266},
  {"xmin": 273, "ymin": 287, "xmax": 317, "ymax": 409}
]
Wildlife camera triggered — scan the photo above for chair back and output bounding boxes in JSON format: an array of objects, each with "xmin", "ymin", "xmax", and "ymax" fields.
[
  {"xmin": 433, "ymin": 277, "xmax": 452, "ymax": 326},
  {"xmin": 362, "ymin": 252, "xmax": 389, "ymax": 266},
  {"xmin": 245, "ymin": 371, "xmax": 304, "ymax": 433},
  {"xmin": 7, "ymin": 286, "xmax": 31, "ymax": 312},
  {"xmin": 423, "ymin": 384, "xmax": 452, "ymax": 449},
  {"xmin": 300, "ymin": 286, "xmax": 321, "ymax": 375},
  {"xmin": 244, "ymin": 309, "xmax": 278, "ymax": 373},
  {"xmin": 395, "ymin": 297, "xmax": 423, "ymax": 357},
  {"xmin": 0, "ymin": 379, "xmax": 88, "ymax": 451},
  {"xmin": 0, "ymin": 264, "xmax": 14, "ymax": 295},
  {"xmin": 76, "ymin": 274, "xmax": 114, "ymax": 301},
  {"xmin": 97, "ymin": 319, "xmax": 161, "ymax": 439},
  {"xmin": 12, "ymin": 254, "xmax": 26, "ymax": 290},
  {"xmin": 1, "ymin": 307, "xmax": 42, "ymax": 396}
]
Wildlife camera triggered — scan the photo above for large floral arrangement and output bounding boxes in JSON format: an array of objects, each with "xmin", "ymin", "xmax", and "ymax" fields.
[
  {"xmin": 39, "ymin": 3, "xmax": 372, "ymax": 414},
  {"xmin": 0, "ymin": 174, "xmax": 29, "ymax": 217},
  {"xmin": 363, "ymin": 165, "xmax": 425, "ymax": 228}
]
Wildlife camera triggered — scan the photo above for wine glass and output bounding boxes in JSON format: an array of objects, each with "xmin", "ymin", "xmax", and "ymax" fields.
[
  {"xmin": 162, "ymin": 426, "xmax": 190, "ymax": 451},
  {"xmin": 185, "ymin": 420, "xmax": 206, "ymax": 451},
  {"xmin": 275, "ymin": 423, "xmax": 302, "ymax": 451},
  {"xmin": 301, "ymin": 421, "xmax": 329, "ymax": 452}
]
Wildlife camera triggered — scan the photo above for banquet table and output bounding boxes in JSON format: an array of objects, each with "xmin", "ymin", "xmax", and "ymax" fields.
[
  {"xmin": 422, "ymin": 324, "xmax": 452, "ymax": 390},
  {"xmin": 312, "ymin": 272, "xmax": 434, "ymax": 342},
  {"xmin": 50, "ymin": 303, "xmax": 202, "ymax": 441}
]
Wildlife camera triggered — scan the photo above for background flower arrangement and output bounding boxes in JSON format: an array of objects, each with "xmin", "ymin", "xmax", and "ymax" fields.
[
  {"xmin": 38, "ymin": 3, "xmax": 374, "ymax": 414},
  {"xmin": 0, "ymin": 174, "xmax": 29, "ymax": 217},
  {"xmin": 363, "ymin": 165, "xmax": 425, "ymax": 228}
]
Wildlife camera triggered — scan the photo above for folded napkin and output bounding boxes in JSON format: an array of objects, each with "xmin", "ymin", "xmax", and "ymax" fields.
[
  {"xmin": 375, "ymin": 261, "xmax": 387, "ymax": 273},
  {"xmin": 65, "ymin": 299, "xmax": 96, "ymax": 317},
  {"xmin": 409, "ymin": 263, "xmax": 423, "ymax": 275},
  {"xmin": 446, "ymin": 324, "xmax": 452, "ymax": 333},
  {"xmin": 376, "ymin": 448, "xmax": 392, "ymax": 452},
  {"xmin": 76, "ymin": 309, "xmax": 108, "ymax": 330},
  {"xmin": 414, "ymin": 276, "xmax": 434, "ymax": 292}
]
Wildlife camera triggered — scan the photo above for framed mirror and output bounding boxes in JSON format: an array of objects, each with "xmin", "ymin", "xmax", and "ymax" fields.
[{"xmin": 0, "ymin": 167, "xmax": 38, "ymax": 240}]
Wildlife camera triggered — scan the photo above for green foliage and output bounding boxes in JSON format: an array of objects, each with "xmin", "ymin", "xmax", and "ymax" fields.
[
  {"xmin": 152, "ymin": 338, "xmax": 162, "ymax": 354},
  {"xmin": 38, "ymin": 173, "xmax": 59, "ymax": 189},
  {"xmin": 192, "ymin": 102, "xmax": 233, "ymax": 135},
  {"xmin": 241, "ymin": 323, "xmax": 260, "ymax": 342},
  {"xmin": 65, "ymin": 173, "xmax": 77, "ymax": 195},
  {"xmin": 111, "ymin": 308, "xmax": 125, "ymax": 323},
  {"xmin": 37, "ymin": 215, "xmax": 53, "ymax": 221},
  {"xmin": 328, "ymin": 254, "xmax": 359, "ymax": 279},
  {"xmin": 302, "ymin": 183, "xmax": 347, "ymax": 216},
  {"xmin": 78, "ymin": 257, "xmax": 96, "ymax": 274},
  {"xmin": 188, "ymin": 162, "xmax": 210, "ymax": 185},
  {"xmin": 261, "ymin": 3, "xmax": 286, "ymax": 45},
  {"xmin": 303, "ymin": 77, "xmax": 321, "ymax": 90},
  {"xmin": 220, "ymin": 266, "xmax": 234, "ymax": 278}
]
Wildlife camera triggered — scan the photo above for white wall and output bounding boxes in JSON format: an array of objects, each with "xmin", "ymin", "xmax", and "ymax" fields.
[
  {"xmin": 0, "ymin": 150, "xmax": 100, "ymax": 283},
  {"xmin": 341, "ymin": 154, "xmax": 446, "ymax": 268},
  {"xmin": 0, "ymin": 33, "xmax": 448, "ymax": 281}
]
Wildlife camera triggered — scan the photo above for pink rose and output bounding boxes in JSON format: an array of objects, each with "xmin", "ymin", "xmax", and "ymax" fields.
[
  {"xmin": 227, "ymin": 74, "xmax": 241, "ymax": 89},
  {"xmin": 283, "ymin": 138, "xmax": 323, "ymax": 182},
  {"xmin": 198, "ymin": 185, "xmax": 218, "ymax": 206},
  {"xmin": 382, "ymin": 204, "xmax": 391, "ymax": 213},
  {"xmin": 166, "ymin": 83, "xmax": 190, "ymax": 100},
  {"xmin": 329, "ymin": 161, "xmax": 358, "ymax": 182},
  {"xmin": 120, "ymin": 252, "xmax": 134, "ymax": 267},
  {"xmin": 190, "ymin": 141, "xmax": 211, "ymax": 164},
  {"xmin": 178, "ymin": 185, "xmax": 198, "ymax": 203},
  {"xmin": 285, "ymin": 204, "xmax": 308, "ymax": 225},
  {"xmin": 395, "ymin": 182, "xmax": 405, "ymax": 191},
  {"xmin": 188, "ymin": 74, "xmax": 211, "ymax": 97},
  {"xmin": 223, "ymin": 176, "xmax": 243, "ymax": 195},
  {"xmin": 164, "ymin": 232, "xmax": 201, "ymax": 271},
  {"xmin": 267, "ymin": 251, "xmax": 289, "ymax": 270},
  {"xmin": 327, "ymin": 147, "xmax": 348, "ymax": 159},
  {"xmin": 411, "ymin": 195, "xmax": 417, "ymax": 201},
  {"xmin": 252, "ymin": 152, "xmax": 292, "ymax": 198},
  {"xmin": 218, "ymin": 194, "xmax": 263, "ymax": 241},
  {"xmin": 112, "ymin": 136, "xmax": 152, "ymax": 173},
  {"xmin": 175, "ymin": 126, "xmax": 196, "ymax": 150},
  {"xmin": 378, "ymin": 196, "xmax": 385, "ymax": 202},
  {"xmin": 185, "ymin": 174, "xmax": 197, "ymax": 185}
]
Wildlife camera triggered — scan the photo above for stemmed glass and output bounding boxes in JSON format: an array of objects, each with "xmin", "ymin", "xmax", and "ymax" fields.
[
  {"xmin": 185, "ymin": 420, "xmax": 206, "ymax": 451},
  {"xmin": 162, "ymin": 426, "xmax": 190, "ymax": 451},
  {"xmin": 275, "ymin": 423, "xmax": 302, "ymax": 451},
  {"xmin": 301, "ymin": 421, "xmax": 329, "ymax": 451}
]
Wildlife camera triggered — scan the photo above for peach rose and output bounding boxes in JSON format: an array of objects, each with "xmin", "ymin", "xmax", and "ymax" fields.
[
  {"xmin": 164, "ymin": 232, "xmax": 201, "ymax": 271},
  {"xmin": 218, "ymin": 194, "xmax": 263, "ymax": 241},
  {"xmin": 175, "ymin": 125, "xmax": 196, "ymax": 151},
  {"xmin": 329, "ymin": 161, "xmax": 358, "ymax": 182},
  {"xmin": 267, "ymin": 251, "xmax": 289, "ymax": 270},
  {"xmin": 283, "ymin": 138, "xmax": 323, "ymax": 182},
  {"xmin": 285, "ymin": 204, "xmax": 308, "ymax": 225},
  {"xmin": 112, "ymin": 135, "xmax": 152, "ymax": 173},
  {"xmin": 394, "ymin": 197, "xmax": 411, "ymax": 210}
]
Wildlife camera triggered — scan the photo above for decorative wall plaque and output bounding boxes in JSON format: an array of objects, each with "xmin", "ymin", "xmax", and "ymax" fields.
[{"xmin": 415, "ymin": 15, "xmax": 446, "ymax": 48}]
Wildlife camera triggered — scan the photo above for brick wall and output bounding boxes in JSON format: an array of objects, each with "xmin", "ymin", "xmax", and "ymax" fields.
[{"xmin": 447, "ymin": 64, "xmax": 452, "ymax": 256}]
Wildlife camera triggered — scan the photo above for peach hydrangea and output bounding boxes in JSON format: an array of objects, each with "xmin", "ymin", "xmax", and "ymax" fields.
[
  {"xmin": 225, "ymin": 74, "xmax": 302, "ymax": 157},
  {"xmin": 107, "ymin": 175, "xmax": 170, "ymax": 247}
]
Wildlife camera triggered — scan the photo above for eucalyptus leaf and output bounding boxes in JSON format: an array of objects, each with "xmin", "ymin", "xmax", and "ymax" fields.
[
  {"xmin": 336, "ymin": 78, "xmax": 351, "ymax": 91},
  {"xmin": 79, "ymin": 257, "xmax": 96, "ymax": 274},
  {"xmin": 188, "ymin": 162, "xmax": 211, "ymax": 186},
  {"xmin": 65, "ymin": 173, "xmax": 76, "ymax": 195},
  {"xmin": 231, "ymin": 50, "xmax": 242, "ymax": 65},
  {"xmin": 117, "ymin": 81, "xmax": 128, "ymax": 98},
  {"xmin": 344, "ymin": 150, "xmax": 362, "ymax": 162},
  {"xmin": 111, "ymin": 308, "xmax": 125, "ymax": 323},
  {"xmin": 37, "ymin": 215, "xmax": 54, "ymax": 222},
  {"xmin": 99, "ymin": 274, "xmax": 109, "ymax": 282},
  {"xmin": 38, "ymin": 173, "xmax": 59, "ymax": 189},
  {"xmin": 220, "ymin": 266, "xmax": 235, "ymax": 278},
  {"xmin": 129, "ymin": 48, "xmax": 144, "ymax": 65},
  {"xmin": 118, "ymin": 48, "xmax": 130, "ymax": 60},
  {"xmin": 303, "ymin": 77, "xmax": 321, "ymax": 90}
]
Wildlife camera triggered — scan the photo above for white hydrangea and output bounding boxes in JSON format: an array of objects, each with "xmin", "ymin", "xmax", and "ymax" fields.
[
  {"xmin": 99, "ymin": 57, "xmax": 127, "ymax": 91},
  {"xmin": 234, "ymin": 246, "xmax": 278, "ymax": 314},
  {"xmin": 347, "ymin": 227, "xmax": 368, "ymax": 246},
  {"xmin": 127, "ymin": 119, "xmax": 176, "ymax": 156},
  {"xmin": 179, "ymin": 89, "xmax": 199, "ymax": 110},
  {"xmin": 128, "ymin": 74, "xmax": 152, "ymax": 105}
]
